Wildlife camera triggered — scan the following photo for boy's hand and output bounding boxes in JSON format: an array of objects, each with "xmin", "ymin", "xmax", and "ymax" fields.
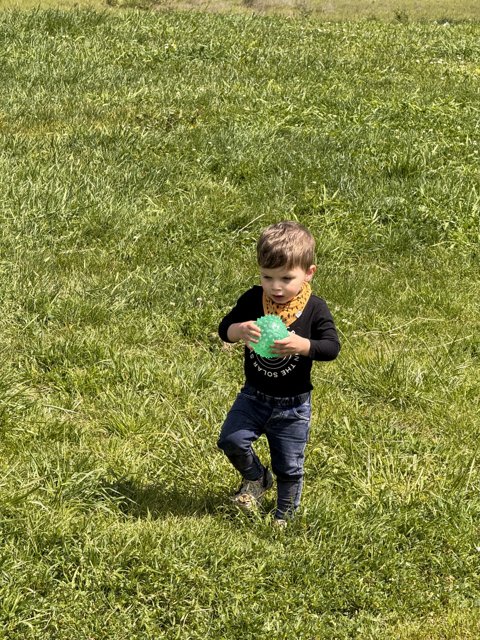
[
  {"xmin": 227, "ymin": 321, "xmax": 261, "ymax": 349},
  {"xmin": 271, "ymin": 334, "xmax": 311, "ymax": 357}
]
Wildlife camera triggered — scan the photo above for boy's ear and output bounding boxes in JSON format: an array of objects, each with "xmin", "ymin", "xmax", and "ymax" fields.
[{"xmin": 305, "ymin": 265, "xmax": 316, "ymax": 281}]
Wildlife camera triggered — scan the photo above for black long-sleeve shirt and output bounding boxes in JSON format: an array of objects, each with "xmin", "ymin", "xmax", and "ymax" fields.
[{"xmin": 218, "ymin": 285, "xmax": 340, "ymax": 396}]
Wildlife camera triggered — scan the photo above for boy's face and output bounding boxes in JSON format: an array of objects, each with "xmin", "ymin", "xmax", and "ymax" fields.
[{"xmin": 260, "ymin": 264, "xmax": 316, "ymax": 305}]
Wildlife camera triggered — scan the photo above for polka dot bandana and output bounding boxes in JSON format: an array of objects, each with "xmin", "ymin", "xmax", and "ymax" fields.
[{"xmin": 262, "ymin": 281, "xmax": 312, "ymax": 327}]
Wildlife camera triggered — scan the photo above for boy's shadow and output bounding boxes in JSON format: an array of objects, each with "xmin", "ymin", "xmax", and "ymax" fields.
[{"xmin": 103, "ymin": 479, "xmax": 225, "ymax": 519}]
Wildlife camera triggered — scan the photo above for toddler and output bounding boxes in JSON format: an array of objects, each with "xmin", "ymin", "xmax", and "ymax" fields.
[{"xmin": 217, "ymin": 221, "xmax": 340, "ymax": 524}]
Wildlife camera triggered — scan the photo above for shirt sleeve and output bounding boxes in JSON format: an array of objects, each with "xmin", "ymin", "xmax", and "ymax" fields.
[
  {"xmin": 218, "ymin": 288, "xmax": 259, "ymax": 343},
  {"xmin": 308, "ymin": 302, "xmax": 341, "ymax": 361}
]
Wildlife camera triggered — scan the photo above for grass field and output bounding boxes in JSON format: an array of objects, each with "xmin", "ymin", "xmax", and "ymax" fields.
[
  {"xmin": 0, "ymin": 6, "xmax": 479, "ymax": 639},
  {"xmin": 1, "ymin": 0, "xmax": 480, "ymax": 21}
]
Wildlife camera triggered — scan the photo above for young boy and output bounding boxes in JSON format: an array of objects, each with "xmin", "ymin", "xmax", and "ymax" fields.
[{"xmin": 217, "ymin": 221, "xmax": 340, "ymax": 524}]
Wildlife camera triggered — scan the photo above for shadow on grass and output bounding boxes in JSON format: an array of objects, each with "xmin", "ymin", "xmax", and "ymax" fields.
[{"xmin": 103, "ymin": 479, "xmax": 226, "ymax": 519}]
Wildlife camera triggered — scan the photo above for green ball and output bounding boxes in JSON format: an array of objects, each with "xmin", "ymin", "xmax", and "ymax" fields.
[{"xmin": 252, "ymin": 315, "xmax": 289, "ymax": 358}]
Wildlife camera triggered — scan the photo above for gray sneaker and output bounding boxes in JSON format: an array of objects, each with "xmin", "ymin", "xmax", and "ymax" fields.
[
  {"xmin": 273, "ymin": 518, "xmax": 287, "ymax": 529},
  {"xmin": 232, "ymin": 467, "xmax": 273, "ymax": 511}
]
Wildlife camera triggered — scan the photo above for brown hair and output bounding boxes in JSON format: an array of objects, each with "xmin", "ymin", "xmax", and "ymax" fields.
[{"xmin": 256, "ymin": 221, "xmax": 315, "ymax": 270}]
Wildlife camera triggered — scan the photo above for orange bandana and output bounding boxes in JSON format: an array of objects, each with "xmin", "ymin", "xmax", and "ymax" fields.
[{"xmin": 262, "ymin": 282, "xmax": 312, "ymax": 327}]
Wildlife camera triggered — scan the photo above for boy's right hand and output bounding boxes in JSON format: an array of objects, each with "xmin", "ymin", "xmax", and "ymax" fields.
[{"xmin": 227, "ymin": 321, "xmax": 261, "ymax": 349}]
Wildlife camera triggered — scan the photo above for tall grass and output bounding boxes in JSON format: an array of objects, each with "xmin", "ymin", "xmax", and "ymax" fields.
[{"xmin": 0, "ymin": 8, "xmax": 479, "ymax": 638}]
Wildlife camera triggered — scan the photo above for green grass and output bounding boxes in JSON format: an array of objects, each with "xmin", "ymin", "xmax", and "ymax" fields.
[
  {"xmin": 0, "ymin": 7, "xmax": 479, "ymax": 639},
  {"xmin": 1, "ymin": 0, "xmax": 480, "ymax": 21}
]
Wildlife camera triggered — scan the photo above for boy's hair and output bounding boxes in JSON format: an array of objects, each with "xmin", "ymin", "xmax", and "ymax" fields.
[{"xmin": 257, "ymin": 221, "xmax": 315, "ymax": 270}]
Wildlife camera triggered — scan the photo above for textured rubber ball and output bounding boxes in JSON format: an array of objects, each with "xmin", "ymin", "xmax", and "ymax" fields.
[{"xmin": 252, "ymin": 315, "xmax": 289, "ymax": 358}]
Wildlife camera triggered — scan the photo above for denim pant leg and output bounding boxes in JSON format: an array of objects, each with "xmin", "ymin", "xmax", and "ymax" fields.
[
  {"xmin": 217, "ymin": 390, "xmax": 272, "ymax": 481},
  {"xmin": 265, "ymin": 399, "xmax": 311, "ymax": 519}
]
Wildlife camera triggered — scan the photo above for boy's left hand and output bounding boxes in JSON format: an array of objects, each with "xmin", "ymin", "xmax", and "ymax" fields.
[{"xmin": 271, "ymin": 335, "xmax": 311, "ymax": 357}]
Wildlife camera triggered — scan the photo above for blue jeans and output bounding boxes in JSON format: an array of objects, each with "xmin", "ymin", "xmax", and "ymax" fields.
[{"xmin": 218, "ymin": 383, "xmax": 312, "ymax": 519}]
